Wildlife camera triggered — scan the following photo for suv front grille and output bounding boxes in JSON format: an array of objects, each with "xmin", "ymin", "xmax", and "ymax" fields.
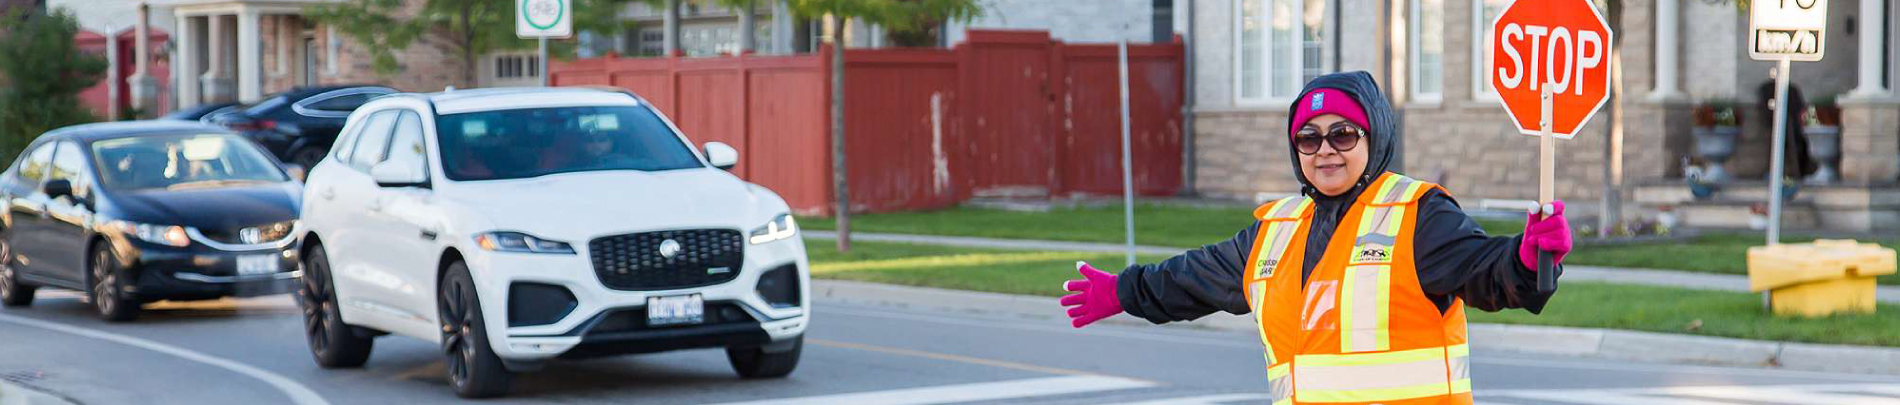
[{"xmin": 588, "ymin": 229, "xmax": 744, "ymax": 290}]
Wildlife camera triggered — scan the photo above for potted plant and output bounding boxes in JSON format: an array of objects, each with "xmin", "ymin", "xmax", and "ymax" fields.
[
  {"xmin": 1804, "ymin": 95, "xmax": 1841, "ymax": 183},
  {"xmin": 1693, "ymin": 99, "xmax": 1743, "ymax": 182}
]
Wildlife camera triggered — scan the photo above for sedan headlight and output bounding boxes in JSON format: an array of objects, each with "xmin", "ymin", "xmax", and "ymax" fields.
[
  {"xmin": 748, "ymin": 213, "xmax": 798, "ymax": 245},
  {"xmin": 105, "ymin": 220, "xmax": 190, "ymax": 247},
  {"xmin": 475, "ymin": 232, "xmax": 575, "ymax": 254}
]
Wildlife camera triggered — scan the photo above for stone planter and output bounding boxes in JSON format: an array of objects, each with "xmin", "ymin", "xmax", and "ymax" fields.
[
  {"xmin": 1804, "ymin": 125, "xmax": 1840, "ymax": 184},
  {"xmin": 1694, "ymin": 125, "xmax": 1741, "ymax": 182}
]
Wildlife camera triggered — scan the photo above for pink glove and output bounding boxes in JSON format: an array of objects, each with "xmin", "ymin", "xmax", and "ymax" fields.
[
  {"xmin": 1060, "ymin": 262, "xmax": 1123, "ymax": 328},
  {"xmin": 1519, "ymin": 200, "xmax": 1573, "ymax": 270}
]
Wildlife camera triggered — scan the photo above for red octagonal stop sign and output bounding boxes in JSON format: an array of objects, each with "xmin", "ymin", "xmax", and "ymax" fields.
[{"xmin": 1491, "ymin": 0, "xmax": 1614, "ymax": 139}]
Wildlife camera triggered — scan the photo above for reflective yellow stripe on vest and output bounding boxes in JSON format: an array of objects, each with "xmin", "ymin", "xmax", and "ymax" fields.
[
  {"xmin": 1250, "ymin": 196, "xmax": 1310, "ymax": 366},
  {"xmin": 1339, "ymin": 176, "xmax": 1421, "ymax": 353},
  {"xmin": 1268, "ymin": 363, "xmax": 1293, "ymax": 405},
  {"xmin": 1293, "ymin": 344, "xmax": 1469, "ymax": 403}
]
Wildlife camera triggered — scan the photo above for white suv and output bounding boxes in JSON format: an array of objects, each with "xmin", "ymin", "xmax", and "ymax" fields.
[{"xmin": 294, "ymin": 87, "xmax": 810, "ymax": 398}]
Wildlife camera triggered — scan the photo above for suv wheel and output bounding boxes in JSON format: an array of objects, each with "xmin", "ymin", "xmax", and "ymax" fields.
[
  {"xmin": 299, "ymin": 245, "xmax": 373, "ymax": 368},
  {"xmin": 0, "ymin": 242, "xmax": 32, "ymax": 307},
  {"xmin": 89, "ymin": 245, "xmax": 139, "ymax": 322},
  {"xmin": 727, "ymin": 336, "xmax": 803, "ymax": 379},
  {"xmin": 441, "ymin": 262, "xmax": 512, "ymax": 398}
]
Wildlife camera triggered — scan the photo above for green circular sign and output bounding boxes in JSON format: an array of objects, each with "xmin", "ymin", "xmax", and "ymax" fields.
[{"xmin": 522, "ymin": 0, "xmax": 565, "ymax": 31}]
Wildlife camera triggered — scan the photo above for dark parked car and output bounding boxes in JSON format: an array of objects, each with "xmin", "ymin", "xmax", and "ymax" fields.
[
  {"xmin": 210, "ymin": 85, "xmax": 395, "ymax": 168},
  {"xmin": 160, "ymin": 101, "xmax": 239, "ymax": 122},
  {"xmin": 0, "ymin": 121, "xmax": 304, "ymax": 322}
]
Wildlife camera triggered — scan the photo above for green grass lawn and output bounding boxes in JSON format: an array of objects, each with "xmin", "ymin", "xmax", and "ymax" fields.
[
  {"xmin": 801, "ymin": 204, "xmax": 1896, "ymax": 283},
  {"xmin": 809, "ymin": 241, "xmax": 1900, "ymax": 347},
  {"xmin": 799, "ymin": 204, "xmax": 1519, "ymax": 249}
]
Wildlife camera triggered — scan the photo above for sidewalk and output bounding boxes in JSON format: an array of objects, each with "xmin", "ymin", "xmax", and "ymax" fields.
[
  {"xmin": 803, "ymin": 231, "xmax": 1900, "ymax": 303},
  {"xmin": 814, "ymin": 279, "xmax": 1900, "ymax": 375}
]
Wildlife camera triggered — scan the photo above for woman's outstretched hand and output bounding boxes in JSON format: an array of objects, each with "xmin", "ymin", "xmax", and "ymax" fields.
[
  {"xmin": 1060, "ymin": 262, "xmax": 1124, "ymax": 328},
  {"xmin": 1519, "ymin": 200, "xmax": 1573, "ymax": 270}
]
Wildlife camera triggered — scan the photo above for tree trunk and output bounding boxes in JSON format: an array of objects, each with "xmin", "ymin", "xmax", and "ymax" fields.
[
  {"xmin": 831, "ymin": 15, "xmax": 850, "ymax": 252},
  {"xmin": 664, "ymin": 0, "xmax": 681, "ymax": 56},
  {"xmin": 460, "ymin": 6, "xmax": 475, "ymax": 87}
]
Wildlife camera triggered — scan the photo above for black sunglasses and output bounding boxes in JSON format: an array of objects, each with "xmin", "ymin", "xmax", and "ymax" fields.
[{"xmin": 1293, "ymin": 123, "xmax": 1365, "ymax": 155}]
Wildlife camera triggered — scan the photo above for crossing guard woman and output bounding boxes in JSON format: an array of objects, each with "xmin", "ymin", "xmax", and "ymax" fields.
[{"xmin": 1060, "ymin": 71, "xmax": 1573, "ymax": 405}]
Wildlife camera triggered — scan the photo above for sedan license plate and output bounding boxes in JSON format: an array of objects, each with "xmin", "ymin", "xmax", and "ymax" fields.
[
  {"xmin": 646, "ymin": 294, "xmax": 704, "ymax": 327},
  {"xmin": 236, "ymin": 254, "xmax": 279, "ymax": 276}
]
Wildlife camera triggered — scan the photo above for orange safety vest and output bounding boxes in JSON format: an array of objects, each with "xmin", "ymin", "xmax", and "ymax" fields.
[{"xmin": 1242, "ymin": 173, "xmax": 1471, "ymax": 405}]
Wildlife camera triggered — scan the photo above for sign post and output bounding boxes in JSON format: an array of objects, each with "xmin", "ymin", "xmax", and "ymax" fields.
[
  {"xmin": 1490, "ymin": 0, "xmax": 1614, "ymax": 292},
  {"xmin": 517, "ymin": 0, "xmax": 572, "ymax": 87},
  {"xmin": 1750, "ymin": 0, "xmax": 1827, "ymax": 246}
]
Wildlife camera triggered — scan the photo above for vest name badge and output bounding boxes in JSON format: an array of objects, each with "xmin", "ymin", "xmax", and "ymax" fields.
[{"xmin": 1351, "ymin": 243, "xmax": 1393, "ymax": 265}]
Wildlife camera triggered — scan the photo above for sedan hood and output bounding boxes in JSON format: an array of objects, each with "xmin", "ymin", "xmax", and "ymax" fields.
[
  {"xmin": 444, "ymin": 169, "xmax": 778, "ymax": 241},
  {"xmin": 111, "ymin": 183, "xmax": 302, "ymax": 229}
]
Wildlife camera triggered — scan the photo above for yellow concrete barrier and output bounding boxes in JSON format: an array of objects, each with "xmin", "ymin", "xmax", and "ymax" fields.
[{"xmin": 1747, "ymin": 240, "xmax": 1898, "ymax": 317}]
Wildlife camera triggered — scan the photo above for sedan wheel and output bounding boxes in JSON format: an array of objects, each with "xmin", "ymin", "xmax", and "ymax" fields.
[
  {"xmin": 89, "ymin": 246, "xmax": 139, "ymax": 322},
  {"xmin": 0, "ymin": 241, "xmax": 34, "ymax": 307},
  {"xmin": 299, "ymin": 245, "xmax": 372, "ymax": 368}
]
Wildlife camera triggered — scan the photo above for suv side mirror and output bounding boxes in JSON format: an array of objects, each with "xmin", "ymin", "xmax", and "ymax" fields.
[
  {"xmin": 704, "ymin": 142, "xmax": 738, "ymax": 171},
  {"xmin": 42, "ymin": 179, "xmax": 72, "ymax": 200},
  {"xmin": 284, "ymin": 164, "xmax": 307, "ymax": 183},
  {"xmin": 370, "ymin": 160, "xmax": 426, "ymax": 187}
]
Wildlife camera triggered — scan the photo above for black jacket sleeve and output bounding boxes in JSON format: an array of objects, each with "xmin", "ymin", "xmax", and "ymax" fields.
[
  {"xmin": 1411, "ymin": 189, "xmax": 1559, "ymax": 314},
  {"xmin": 1115, "ymin": 222, "xmax": 1261, "ymax": 324}
]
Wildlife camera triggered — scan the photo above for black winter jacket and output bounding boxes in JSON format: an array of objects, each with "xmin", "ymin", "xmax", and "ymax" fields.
[{"xmin": 1114, "ymin": 72, "xmax": 1559, "ymax": 324}]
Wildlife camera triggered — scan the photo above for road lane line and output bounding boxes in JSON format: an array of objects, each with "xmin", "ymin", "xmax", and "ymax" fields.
[
  {"xmin": 1107, "ymin": 393, "xmax": 1271, "ymax": 404},
  {"xmin": 1486, "ymin": 391, "xmax": 1738, "ymax": 405},
  {"xmin": 817, "ymin": 305, "xmax": 1259, "ymax": 349},
  {"xmin": 1665, "ymin": 386, "xmax": 1899, "ymax": 405},
  {"xmin": 699, "ymin": 375, "xmax": 1156, "ymax": 405},
  {"xmin": 808, "ymin": 338, "xmax": 1136, "ymax": 379},
  {"xmin": 0, "ymin": 313, "xmax": 329, "ymax": 405}
]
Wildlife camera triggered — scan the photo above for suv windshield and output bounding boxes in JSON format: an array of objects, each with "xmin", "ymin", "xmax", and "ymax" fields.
[
  {"xmin": 435, "ymin": 105, "xmax": 704, "ymax": 181},
  {"xmin": 91, "ymin": 134, "xmax": 288, "ymax": 191}
]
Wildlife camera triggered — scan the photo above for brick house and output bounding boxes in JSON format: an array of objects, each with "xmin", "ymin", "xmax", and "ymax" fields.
[{"xmin": 1184, "ymin": 0, "xmax": 1899, "ymax": 230}]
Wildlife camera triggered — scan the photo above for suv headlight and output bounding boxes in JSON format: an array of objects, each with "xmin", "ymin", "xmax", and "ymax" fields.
[
  {"xmin": 475, "ymin": 232, "xmax": 575, "ymax": 254},
  {"xmin": 105, "ymin": 220, "xmax": 190, "ymax": 247},
  {"xmin": 748, "ymin": 213, "xmax": 798, "ymax": 245}
]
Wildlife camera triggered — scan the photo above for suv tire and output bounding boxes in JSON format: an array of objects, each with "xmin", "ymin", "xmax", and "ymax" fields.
[
  {"xmin": 300, "ymin": 245, "xmax": 374, "ymax": 368},
  {"xmin": 727, "ymin": 336, "xmax": 802, "ymax": 379},
  {"xmin": 441, "ymin": 262, "xmax": 513, "ymax": 398}
]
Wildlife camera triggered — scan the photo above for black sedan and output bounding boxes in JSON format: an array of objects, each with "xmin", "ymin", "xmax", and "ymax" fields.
[
  {"xmin": 209, "ymin": 85, "xmax": 394, "ymax": 168},
  {"xmin": 0, "ymin": 121, "xmax": 304, "ymax": 322}
]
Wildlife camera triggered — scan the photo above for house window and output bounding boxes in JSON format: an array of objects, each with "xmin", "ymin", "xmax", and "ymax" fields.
[
  {"xmin": 494, "ymin": 55, "xmax": 540, "ymax": 79},
  {"xmin": 1235, "ymin": 0, "xmax": 1328, "ymax": 104},
  {"xmin": 1472, "ymin": 0, "xmax": 1509, "ymax": 99},
  {"xmin": 638, "ymin": 29, "xmax": 664, "ymax": 56},
  {"xmin": 1412, "ymin": 0, "xmax": 1445, "ymax": 102}
]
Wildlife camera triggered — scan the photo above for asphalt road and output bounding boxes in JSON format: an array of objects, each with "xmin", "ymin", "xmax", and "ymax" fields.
[{"xmin": 2, "ymin": 290, "xmax": 1898, "ymax": 405}]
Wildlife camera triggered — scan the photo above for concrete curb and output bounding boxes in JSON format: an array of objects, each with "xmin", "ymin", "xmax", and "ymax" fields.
[
  {"xmin": 815, "ymin": 279, "xmax": 1900, "ymax": 375},
  {"xmin": 0, "ymin": 381, "xmax": 75, "ymax": 405},
  {"xmin": 803, "ymin": 231, "xmax": 1187, "ymax": 256}
]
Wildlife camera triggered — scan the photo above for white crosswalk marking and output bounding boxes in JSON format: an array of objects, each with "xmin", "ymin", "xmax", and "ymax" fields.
[
  {"xmin": 699, "ymin": 375, "xmax": 1156, "ymax": 405},
  {"xmin": 1109, "ymin": 394, "xmax": 1272, "ymax": 405},
  {"xmin": 1478, "ymin": 383, "xmax": 1900, "ymax": 405}
]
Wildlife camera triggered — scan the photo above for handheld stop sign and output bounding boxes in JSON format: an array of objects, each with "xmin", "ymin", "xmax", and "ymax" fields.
[{"xmin": 1490, "ymin": 0, "xmax": 1613, "ymax": 291}]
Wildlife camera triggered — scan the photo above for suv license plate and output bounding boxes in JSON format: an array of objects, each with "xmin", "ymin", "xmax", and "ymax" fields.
[
  {"xmin": 647, "ymin": 294, "xmax": 704, "ymax": 327},
  {"xmin": 237, "ymin": 254, "xmax": 279, "ymax": 276}
]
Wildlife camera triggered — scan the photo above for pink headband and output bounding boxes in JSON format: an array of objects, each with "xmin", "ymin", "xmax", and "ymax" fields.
[{"xmin": 1289, "ymin": 88, "xmax": 1369, "ymax": 137}]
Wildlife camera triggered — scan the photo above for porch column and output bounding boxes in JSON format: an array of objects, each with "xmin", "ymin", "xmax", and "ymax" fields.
[
  {"xmin": 201, "ymin": 14, "xmax": 234, "ymax": 103},
  {"xmin": 129, "ymin": 2, "xmax": 159, "ymax": 115},
  {"xmin": 174, "ymin": 14, "xmax": 201, "ymax": 108},
  {"xmin": 771, "ymin": 0, "xmax": 792, "ymax": 53},
  {"xmin": 737, "ymin": 1, "xmax": 755, "ymax": 52},
  {"xmin": 105, "ymin": 31, "xmax": 120, "ymax": 120},
  {"xmin": 1848, "ymin": 0, "xmax": 1889, "ymax": 98},
  {"xmin": 237, "ymin": 9, "xmax": 262, "ymax": 102},
  {"xmin": 1646, "ymin": 0, "xmax": 1684, "ymax": 101}
]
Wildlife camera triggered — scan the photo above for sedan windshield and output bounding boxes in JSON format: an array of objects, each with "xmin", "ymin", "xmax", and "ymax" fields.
[
  {"xmin": 91, "ymin": 134, "xmax": 289, "ymax": 191},
  {"xmin": 435, "ymin": 105, "xmax": 704, "ymax": 181}
]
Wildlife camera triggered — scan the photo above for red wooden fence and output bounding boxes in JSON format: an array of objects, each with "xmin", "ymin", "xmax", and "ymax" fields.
[{"xmin": 549, "ymin": 30, "xmax": 1183, "ymax": 215}]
